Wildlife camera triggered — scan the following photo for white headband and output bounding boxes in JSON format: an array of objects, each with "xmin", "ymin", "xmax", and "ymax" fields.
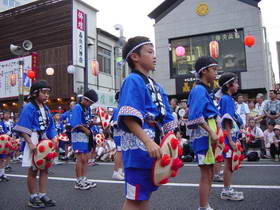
[
  {"xmin": 220, "ymin": 77, "xmax": 236, "ymax": 88},
  {"xmin": 125, "ymin": 41, "xmax": 153, "ymax": 62},
  {"xmin": 83, "ymin": 96, "xmax": 94, "ymax": 103},
  {"xmin": 194, "ymin": 63, "xmax": 219, "ymax": 78}
]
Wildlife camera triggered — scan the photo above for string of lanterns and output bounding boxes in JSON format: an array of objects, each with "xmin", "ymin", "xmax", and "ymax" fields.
[{"xmin": 175, "ymin": 34, "xmax": 255, "ymax": 59}]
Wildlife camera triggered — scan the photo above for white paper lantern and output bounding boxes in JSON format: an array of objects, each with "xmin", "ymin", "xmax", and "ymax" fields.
[
  {"xmin": 46, "ymin": 67, "xmax": 54, "ymax": 76},
  {"xmin": 67, "ymin": 65, "xmax": 75, "ymax": 74}
]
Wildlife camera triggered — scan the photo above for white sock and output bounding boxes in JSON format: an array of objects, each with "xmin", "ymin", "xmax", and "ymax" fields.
[
  {"xmin": 0, "ymin": 168, "xmax": 4, "ymax": 176},
  {"xmin": 38, "ymin": 193, "xmax": 46, "ymax": 198},
  {"xmin": 30, "ymin": 193, "xmax": 38, "ymax": 199}
]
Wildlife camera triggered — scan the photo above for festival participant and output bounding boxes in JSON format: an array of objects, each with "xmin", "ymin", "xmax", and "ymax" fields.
[
  {"xmin": 111, "ymin": 92, "xmax": 124, "ymax": 180},
  {"xmin": 0, "ymin": 117, "xmax": 8, "ymax": 182},
  {"xmin": 3, "ymin": 110, "xmax": 15, "ymax": 172},
  {"xmin": 118, "ymin": 36, "xmax": 176, "ymax": 210},
  {"xmin": 218, "ymin": 73, "xmax": 244, "ymax": 201},
  {"xmin": 60, "ymin": 101, "xmax": 75, "ymax": 160},
  {"xmin": 13, "ymin": 80, "xmax": 57, "ymax": 208},
  {"xmin": 187, "ymin": 56, "xmax": 220, "ymax": 210},
  {"xmin": 70, "ymin": 89, "xmax": 98, "ymax": 190}
]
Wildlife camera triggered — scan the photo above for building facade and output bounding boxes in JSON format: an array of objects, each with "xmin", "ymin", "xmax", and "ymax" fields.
[
  {"xmin": 0, "ymin": 0, "xmax": 126, "ymax": 112},
  {"xmin": 149, "ymin": 0, "xmax": 274, "ymax": 99}
]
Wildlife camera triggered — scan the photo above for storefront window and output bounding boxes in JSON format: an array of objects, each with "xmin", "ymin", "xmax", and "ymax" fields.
[
  {"xmin": 97, "ymin": 46, "xmax": 111, "ymax": 74},
  {"xmin": 169, "ymin": 29, "xmax": 246, "ymax": 78}
]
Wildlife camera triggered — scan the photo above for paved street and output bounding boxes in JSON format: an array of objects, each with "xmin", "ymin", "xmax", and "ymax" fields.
[{"xmin": 1, "ymin": 160, "xmax": 280, "ymax": 210}]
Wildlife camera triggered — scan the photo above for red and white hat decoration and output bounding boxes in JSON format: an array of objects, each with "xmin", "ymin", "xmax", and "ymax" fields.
[
  {"xmin": 214, "ymin": 129, "xmax": 227, "ymax": 163},
  {"xmin": 33, "ymin": 139, "xmax": 57, "ymax": 170},
  {"xmin": 231, "ymin": 141, "xmax": 245, "ymax": 172},
  {"xmin": 96, "ymin": 107, "xmax": 111, "ymax": 129},
  {"xmin": 152, "ymin": 132, "xmax": 183, "ymax": 186},
  {"xmin": 95, "ymin": 133, "xmax": 105, "ymax": 145},
  {"xmin": 0, "ymin": 134, "xmax": 17, "ymax": 154},
  {"xmin": 57, "ymin": 133, "xmax": 69, "ymax": 142}
]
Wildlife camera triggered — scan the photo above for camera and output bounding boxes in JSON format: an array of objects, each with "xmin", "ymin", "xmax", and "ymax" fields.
[{"xmin": 270, "ymin": 111, "xmax": 277, "ymax": 115}]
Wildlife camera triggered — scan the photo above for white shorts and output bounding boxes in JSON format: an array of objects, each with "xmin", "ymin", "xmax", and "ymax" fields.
[{"xmin": 22, "ymin": 132, "xmax": 38, "ymax": 168}]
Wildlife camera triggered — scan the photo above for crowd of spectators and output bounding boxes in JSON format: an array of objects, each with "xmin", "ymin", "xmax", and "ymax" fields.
[{"xmin": 169, "ymin": 89, "xmax": 280, "ymax": 162}]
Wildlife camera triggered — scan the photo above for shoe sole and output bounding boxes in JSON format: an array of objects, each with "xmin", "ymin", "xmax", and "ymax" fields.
[
  {"xmin": 27, "ymin": 202, "xmax": 45, "ymax": 209},
  {"xmin": 74, "ymin": 185, "xmax": 91, "ymax": 190},
  {"xmin": 220, "ymin": 195, "xmax": 244, "ymax": 201}
]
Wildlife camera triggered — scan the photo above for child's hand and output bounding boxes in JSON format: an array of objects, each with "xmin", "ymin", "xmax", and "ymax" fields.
[
  {"xmin": 145, "ymin": 140, "xmax": 162, "ymax": 159},
  {"xmin": 209, "ymin": 130, "xmax": 218, "ymax": 144},
  {"xmin": 28, "ymin": 142, "xmax": 37, "ymax": 154}
]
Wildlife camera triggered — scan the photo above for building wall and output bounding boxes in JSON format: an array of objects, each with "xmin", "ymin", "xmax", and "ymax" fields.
[
  {"xmin": 0, "ymin": 0, "xmax": 73, "ymax": 101},
  {"xmin": 153, "ymin": 0, "xmax": 270, "ymax": 95}
]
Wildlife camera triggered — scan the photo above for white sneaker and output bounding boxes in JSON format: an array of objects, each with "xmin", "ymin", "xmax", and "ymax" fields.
[
  {"xmin": 83, "ymin": 177, "xmax": 97, "ymax": 188},
  {"xmin": 74, "ymin": 180, "xmax": 90, "ymax": 190},
  {"xmin": 220, "ymin": 188, "xmax": 244, "ymax": 201},
  {"xmin": 118, "ymin": 169, "xmax": 124, "ymax": 177},
  {"xmin": 112, "ymin": 171, "xmax": 124, "ymax": 181}
]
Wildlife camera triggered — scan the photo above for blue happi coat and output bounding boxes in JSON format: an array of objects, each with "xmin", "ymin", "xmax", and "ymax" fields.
[{"xmin": 118, "ymin": 71, "xmax": 176, "ymax": 169}]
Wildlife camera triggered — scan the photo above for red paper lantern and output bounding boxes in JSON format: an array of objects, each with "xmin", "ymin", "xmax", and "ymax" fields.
[
  {"xmin": 244, "ymin": 35, "xmax": 255, "ymax": 47},
  {"xmin": 27, "ymin": 70, "xmax": 35, "ymax": 79},
  {"xmin": 209, "ymin": 41, "xmax": 219, "ymax": 59}
]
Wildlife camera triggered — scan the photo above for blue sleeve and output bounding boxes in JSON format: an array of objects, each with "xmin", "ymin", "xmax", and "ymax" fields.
[
  {"xmin": 118, "ymin": 74, "xmax": 146, "ymax": 131},
  {"xmin": 70, "ymin": 105, "xmax": 83, "ymax": 129},
  {"xmin": 159, "ymin": 86, "xmax": 177, "ymax": 133},
  {"xmin": 13, "ymin": 103, "xmax": 35, "ymax": 136},
  {"xmin": 46, "ymin": 113, "xmax": 57, "ymax": 139},
  {"xmin": 187, "ymin": 86, "xmax": 207, "ymax": 128},
  {"xmin": 219, "ymin": 96, "xmax": 235, "ymax": 118},
  {"xmin": 3, "ymin": 122, "xmax": 8, "ymax": 133},
  {"xmin": 60, "ymin": 111, "xmax": 68, "ymax": 121}
]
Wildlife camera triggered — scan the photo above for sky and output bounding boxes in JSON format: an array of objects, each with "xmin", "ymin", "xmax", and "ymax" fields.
[{"xmin": 83, "ymin": 0, "xmax": 280, "ymax": 82}]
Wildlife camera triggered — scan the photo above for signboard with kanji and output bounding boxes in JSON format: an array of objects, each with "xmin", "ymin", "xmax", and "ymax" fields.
[{"xmin": 73, "ymin": 8, "xmax": 86, "ymax": 67}]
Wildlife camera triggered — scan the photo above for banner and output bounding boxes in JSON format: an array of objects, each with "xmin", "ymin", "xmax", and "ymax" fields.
[
  {"xmin": 0, "ymin": 55, "xmax": 33, "ymax": 99},
  {"xmin": 73, "ymin": 8, "xmax": 86, "ymax": 67}
]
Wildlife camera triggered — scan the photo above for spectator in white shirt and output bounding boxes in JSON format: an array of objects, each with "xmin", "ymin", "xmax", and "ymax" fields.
[
  {"xmin": 244, "ymin": 118, "xmax": 264, "ymax": 155},
  {"xmin": 271, "ymin": 125, "xmax": 280, "ymax": 161},
  {"xmin": 263, "ymin": 121, "xmax": 275, "ymax": 158},
  {"xmin": 236, "ymin": 94, "xmax": 250, "ymax": 126},
  {"xmin": 255, "ymin": 93, "xmax": 265, "ymax": 115}
]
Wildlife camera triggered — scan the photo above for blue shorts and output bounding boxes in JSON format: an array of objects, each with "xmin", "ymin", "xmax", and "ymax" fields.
[
  {"xmin": 195, "ymin": 150, "xmax": 208, "ymax": 166},
  {"xmin": 124, "ymin": 168, "xmax": 158, "ymax": 201},
  {"xmin": 71, "ymin": 132, "xmax": 89, "ymax": 154},
  {"xmin": 0, "ymin": 154, "xmax": 6, "ymax": 159}
]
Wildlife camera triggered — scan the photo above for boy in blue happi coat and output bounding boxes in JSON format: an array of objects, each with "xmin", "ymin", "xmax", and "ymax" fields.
[
  {"xmin": 218, "ymin": 72, "xmax": 244, "ymax": 201},
  {"xmin": 187, "ymin": 56, "xmax": 220, "ymax": 210},
  {"xmin": 118, "ymin": 36, "xmax": 176, "ymax": 210},
  {"xmin": 70, "ymin": 89, "xmax": 98, "ymax": 190},
  {"xmin": 14, "ymin": 80, "xmax": 57, "ymax": 208}
]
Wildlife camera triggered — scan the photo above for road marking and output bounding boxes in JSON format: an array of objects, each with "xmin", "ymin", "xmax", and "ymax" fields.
[
  {"xmin": 67, "ymin": 162, "xmax": 280, "ymax": 167},
  {"xmin": 7, "ymin": 174, "xmax": 280, "ymax": 189}
]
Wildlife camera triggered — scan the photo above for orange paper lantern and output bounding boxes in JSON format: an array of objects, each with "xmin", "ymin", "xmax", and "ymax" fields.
[{"xmin": 91, "ymin": 60, "xmax": 99, "ymax": 76}]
